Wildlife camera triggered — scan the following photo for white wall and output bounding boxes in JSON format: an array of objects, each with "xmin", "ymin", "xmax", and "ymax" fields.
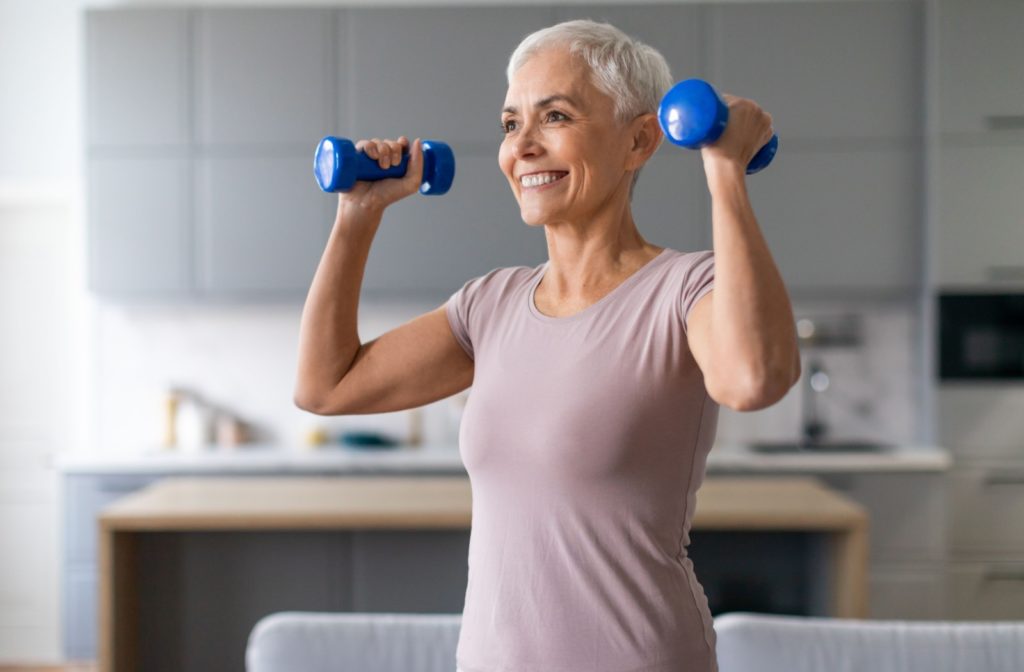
[{"xmin": 0, "ymin": 0, "xmax": 86, "ymax": 662}]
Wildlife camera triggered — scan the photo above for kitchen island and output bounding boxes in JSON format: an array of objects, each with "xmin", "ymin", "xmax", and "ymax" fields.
[{"xmin": 97, "ymin": 475, "xmax": 867, "ymax": 672}]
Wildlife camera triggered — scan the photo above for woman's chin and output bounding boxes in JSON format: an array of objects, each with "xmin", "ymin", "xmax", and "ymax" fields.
[{"xmin": 519, "ymin": 205, "xmax": 562, "ymax": 227}]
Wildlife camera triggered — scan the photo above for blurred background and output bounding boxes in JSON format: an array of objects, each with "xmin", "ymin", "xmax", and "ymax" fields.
[{"xmin": 1, "ymin": 0, "xmax": 1022, "ymax": 667}]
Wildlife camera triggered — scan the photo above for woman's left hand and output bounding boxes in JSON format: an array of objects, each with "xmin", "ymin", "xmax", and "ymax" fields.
[{"xmin": 699, "ymin": 94, "xmax": 774, "ymax": 173}]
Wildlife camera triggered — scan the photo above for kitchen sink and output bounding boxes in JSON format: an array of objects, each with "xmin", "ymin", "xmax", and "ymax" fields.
[{"xmin": 747, "ymin": 440, "xmax": 896, "ymax": 454}]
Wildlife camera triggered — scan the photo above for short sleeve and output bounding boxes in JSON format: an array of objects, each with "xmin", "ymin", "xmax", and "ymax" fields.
[
  {"xmin": 681, "ymin": 250, "xmax": 715, "ymax": 336},
  {"xmin": 445, "ymin": 276, "xmax": 479, "ymax": 361}
]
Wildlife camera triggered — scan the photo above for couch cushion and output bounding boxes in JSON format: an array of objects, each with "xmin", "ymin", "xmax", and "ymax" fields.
[
  {"xmin": 246, "ymin": 611, "xmax": 462, "ymax": 672},
  {"xmin": 714, "ymin": 611, "xmax": 1024, "ymax": 672}
]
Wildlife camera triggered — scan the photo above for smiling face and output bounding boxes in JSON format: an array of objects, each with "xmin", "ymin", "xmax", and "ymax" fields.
[{"xmin": 499, "ymin": 46, "xmax": 636, "ymax": 227}]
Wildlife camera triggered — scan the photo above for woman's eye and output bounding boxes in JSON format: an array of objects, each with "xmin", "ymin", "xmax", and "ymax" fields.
[{"xmin": 500, "ymin": 111, "xmax": 568, "ymax": 135}]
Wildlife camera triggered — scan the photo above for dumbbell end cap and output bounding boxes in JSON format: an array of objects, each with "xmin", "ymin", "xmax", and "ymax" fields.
[
  {"xmin": 746, "ymin": 134, "xmax": 778, "ymax": 175},
  {"xmin": 314, "ymin": 136, "xmax": 358, "ymax": 192},
  {"xmin": 419, "ymin": 140, "xmax": 455, "ymax": 195},
  {"xmin": 658, "ymin": 78, "xmax": 727, "ymax": 149}
]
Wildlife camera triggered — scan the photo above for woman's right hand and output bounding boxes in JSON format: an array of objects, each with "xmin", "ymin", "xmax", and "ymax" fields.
[{"xmin": 337, "ymin": 136, "xmax": 424, "ymax": 219}]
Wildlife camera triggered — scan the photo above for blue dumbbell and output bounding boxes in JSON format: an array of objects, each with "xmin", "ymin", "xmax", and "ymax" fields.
[
  {"xmin": 657, "ymin": 79, "xmax": 778, "ymax": 175},
  {"xmin": 313, "ymin": 136, "xmax": 455, "ymax": 195}
]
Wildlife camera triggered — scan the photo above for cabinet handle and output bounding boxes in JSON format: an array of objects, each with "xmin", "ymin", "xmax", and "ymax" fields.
[
  {"xmin": 983, "ymin": 472, "xmax": 1024, "ymax": 486},
  {"xmin": 987, "ymin": 266, "xmax": 1024, "ymax": 282},
  {"xmin": 983, "ymin": 568, "xmax": 1024, "ymax": 583},
  {"xmin": 985, "ymin": 115, "xmax": 1024, "ymax": 130}
]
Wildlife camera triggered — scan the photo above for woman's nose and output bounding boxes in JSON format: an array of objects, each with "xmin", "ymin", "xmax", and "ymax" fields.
[{"xmin": 511, "ymin": 122, "xmax": 542, "ymax": 159}]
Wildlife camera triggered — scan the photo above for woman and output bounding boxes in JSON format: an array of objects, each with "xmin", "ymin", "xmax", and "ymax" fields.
[{"xmin": 295, "ymin": 19, "xmax": 801, "ymax": 672}]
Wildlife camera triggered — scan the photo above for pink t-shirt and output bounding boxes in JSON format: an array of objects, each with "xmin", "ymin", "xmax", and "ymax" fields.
[{"xmin": 446, "ymin": 247, "xmax": 719, "ymax": 672}]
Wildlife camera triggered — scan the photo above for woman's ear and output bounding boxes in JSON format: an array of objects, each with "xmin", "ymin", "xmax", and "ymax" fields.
[{"xmin": 627, "ymin": 113, "xmax": 663, "ymax": 170}]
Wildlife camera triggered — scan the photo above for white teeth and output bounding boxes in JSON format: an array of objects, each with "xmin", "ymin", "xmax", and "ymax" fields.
[{"xmin": 521, "ymin": 172, "xmax": 566, "ymax": 188}]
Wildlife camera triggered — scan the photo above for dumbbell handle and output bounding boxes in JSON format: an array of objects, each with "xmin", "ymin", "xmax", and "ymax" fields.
[
  {"xmin": 313, "ymin": 136, "xmax": 455, "ymax": 195},
  {"xmin": 658, "ymin": 79, "xmax": 778, "ymax": 175}
]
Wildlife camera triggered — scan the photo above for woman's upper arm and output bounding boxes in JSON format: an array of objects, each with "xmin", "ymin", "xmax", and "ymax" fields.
[
  {"xmin": 302, "ymin": 303, "xmax": 474, "ymax": 415},
  {"xmin": 685, "ymin": 290, "xmax": 727, "ymax": 406}
]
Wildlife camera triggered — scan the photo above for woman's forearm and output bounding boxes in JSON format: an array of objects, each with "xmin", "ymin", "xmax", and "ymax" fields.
[
  {"xmin": 704, "ymin": 159, "xmax": 800, "ymax": 403},
  {"xmin": 294, "ymin": 203, "xmax": 383, "ymax": 409}
]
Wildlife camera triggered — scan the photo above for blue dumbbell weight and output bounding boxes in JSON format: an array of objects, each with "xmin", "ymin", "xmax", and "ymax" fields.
[
  {"xmin": 657, "ymin": 79, "xmax": 778, "ymax": 175},
  {"xmin": 313, "ymin": 136, "xmax": 456, "ymax": 195}
]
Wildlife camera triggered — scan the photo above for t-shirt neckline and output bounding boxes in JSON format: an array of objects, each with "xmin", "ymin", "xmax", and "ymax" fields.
[{"xmin": 527, "ymin": 248, "xmax": 673, "ymax": 324}]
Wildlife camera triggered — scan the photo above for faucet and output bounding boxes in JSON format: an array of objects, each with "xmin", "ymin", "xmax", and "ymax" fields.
[{"xmin": 801, "ymin": 354, "xmax": 830, "ymax": 445}]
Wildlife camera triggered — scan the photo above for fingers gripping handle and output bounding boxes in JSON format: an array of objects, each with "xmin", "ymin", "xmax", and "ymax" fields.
[
  {"xmin": 657, "ymin": 78, "xmax": 778, "ymax": 175},
  {"xmin": 313, "ymin": 136, "xmax": 455, "ymax": 195}
]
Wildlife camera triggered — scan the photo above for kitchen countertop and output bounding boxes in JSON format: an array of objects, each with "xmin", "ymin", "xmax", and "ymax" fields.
[{"xmin": 54, "ymin": 441, "xmax": 952, "ymax": 474}]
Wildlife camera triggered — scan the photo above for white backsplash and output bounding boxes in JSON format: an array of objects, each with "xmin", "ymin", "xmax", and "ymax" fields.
[{"xmin": 90, "ymin": 295, "xmax": 920, "ymax": 455}]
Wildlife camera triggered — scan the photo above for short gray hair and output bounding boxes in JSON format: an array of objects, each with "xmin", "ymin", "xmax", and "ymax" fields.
[{"xmin": 506, "ymin": 19, "xmax": 674, "ymax": 199}]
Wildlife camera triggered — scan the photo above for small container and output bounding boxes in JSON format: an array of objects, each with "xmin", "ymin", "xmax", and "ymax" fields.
[
  {"xmin": 215, "ymin": 413, "xmax": 247, "ymax": 449},
  {"xmin": 176, "ymin": 393, "xmax": 212, "ymax": 453},
  {"xmin": 161, "ymin": 388, "xmax": 181, "ymax": 450},
  {"xmin": 303, "ymin": 425, "xmax": 329, "ymax": 449},
  {"xmin": 408, "ymin": 407, "xmax": 423, "ymax": 447}
]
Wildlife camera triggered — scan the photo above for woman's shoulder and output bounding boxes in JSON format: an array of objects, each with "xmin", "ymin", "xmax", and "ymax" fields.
[
  {"xmin": 455, "ymin": 262, "xmax": 541, "ymax": 301},
  {"xmin": 656, "ymin": 247, "xmax": 714, "ymax": 277}
]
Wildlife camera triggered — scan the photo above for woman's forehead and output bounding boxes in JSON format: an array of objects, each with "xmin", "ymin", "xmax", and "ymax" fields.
[{"xmin": 505, "ymin": 49, "xmax": 593, "ymax": 100}]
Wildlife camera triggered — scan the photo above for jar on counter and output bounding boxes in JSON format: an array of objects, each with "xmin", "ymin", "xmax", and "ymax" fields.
[
  {"xmin": 215, "ymin": 412, "xmax": 248, "ymax": 449},
  {"xmin": 176, "ymin": 393, "xmax": 213, "ymax": 453}
]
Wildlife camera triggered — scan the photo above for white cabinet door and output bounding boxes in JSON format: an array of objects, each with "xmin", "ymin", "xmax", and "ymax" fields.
[
  {"xmin": 937, "ymin": 0, "xmax": 1024, "ymax": 136},
  {"xmin": 932, "ymin": 142, "xmax": 1024, "ymax": 287}
]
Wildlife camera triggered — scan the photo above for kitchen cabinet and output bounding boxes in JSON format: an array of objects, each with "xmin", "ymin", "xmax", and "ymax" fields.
[
  {"xmin": 707, "ymin": 1, "xmax": 923, "ymax": 143},
  {"xmin": 85, "ymin": 3, "xmax": 924, "ymax": 301},
  {"xmin": 930, "ymin": 0, "xmax": 1024, "ymax": 287},
  {"xmin": 931, "ymin": 143, "xmax": 1024, "ymax": 287},
  {"xmin": 87, "ymin": 156, "xmax": 191, "ymax": 296},
  {"xmin": 707, "ymin": 1, "xmax": 924, "ymax": 298},
  {"xmin": 194, "ymin": 8, "xmax": 334, "ymax": 146},
  {"xmin": 936, "ymin": 0, "xmax": 1024, "ymax": 137},
  {"xmin": 195, "ymin": 155, "xmax": 332, "ymax": 294},
  {"xmin": 85, "ymin": 9, "xmax": 189, "ymax": 148},
  {"xmin": 937, "ymin": 386, "xmax": 1024, "ymax": 460},
  {"xmin": 85, "ymin": 7, "xmax": 335, "ymax": 299},
  {"xmin": 346, "ymin": 7, "xmax": 555, "ymax": 146},
  {"xmin": 936, "ymin": 387, "xmax": 1024, "ymax": 619},
  {"xmin": 61, "ymin": 473, "xmax": 162, "ymax": 661},
  {"xmin": 745, "ymin": 146, "xmax": 921, "ymax": 297},
  {"xmin": 810, "ymin": 472, "xmax": 947, "ymax": 620}
]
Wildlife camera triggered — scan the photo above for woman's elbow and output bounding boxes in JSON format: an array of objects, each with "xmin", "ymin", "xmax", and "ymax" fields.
[{"xmin": 294, "ymin": 386, "xmax": 329, "ymax": 415}]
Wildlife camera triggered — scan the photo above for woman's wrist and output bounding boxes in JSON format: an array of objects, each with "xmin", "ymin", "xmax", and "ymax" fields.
[{"xmin": 702, "ymin": 156, "xmax": 747, "ymax": 196}]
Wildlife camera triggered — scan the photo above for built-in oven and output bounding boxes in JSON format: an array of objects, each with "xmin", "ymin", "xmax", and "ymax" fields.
[{"xmin": 939, "ymin": 293, "xmax": 1024, "ymax": 381}]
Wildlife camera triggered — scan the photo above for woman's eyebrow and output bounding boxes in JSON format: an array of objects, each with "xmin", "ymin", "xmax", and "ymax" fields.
[{"xmin": 502, "ymin": 94, "xmax": 580, "ymax": 115}]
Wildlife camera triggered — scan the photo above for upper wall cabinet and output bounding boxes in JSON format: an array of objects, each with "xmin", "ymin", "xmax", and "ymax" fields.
[
  {"xmin": 747, "ymin": 146, "xmax": 921, "ymax": 295},
  {"xmin": 86, "ymin": 9, "xmax": 189, "ymax": 147},
  {"xmin": 937, "ymin": 0, "xmax": 1024, "ymax": 136},
  {"xmin": 345, "ymin": 7, "xmax": 555, "ymax": 145},
  {"xmin": 708, "ymin": 1, "xmax": 923, "ymax": 142},
  {"xmin": 195, "ymin": 8, "xmax": 335, "ymax": 146},
  {"xmin": 88, "ymin": 156, "xmax": 191, "ymax": 296}
]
